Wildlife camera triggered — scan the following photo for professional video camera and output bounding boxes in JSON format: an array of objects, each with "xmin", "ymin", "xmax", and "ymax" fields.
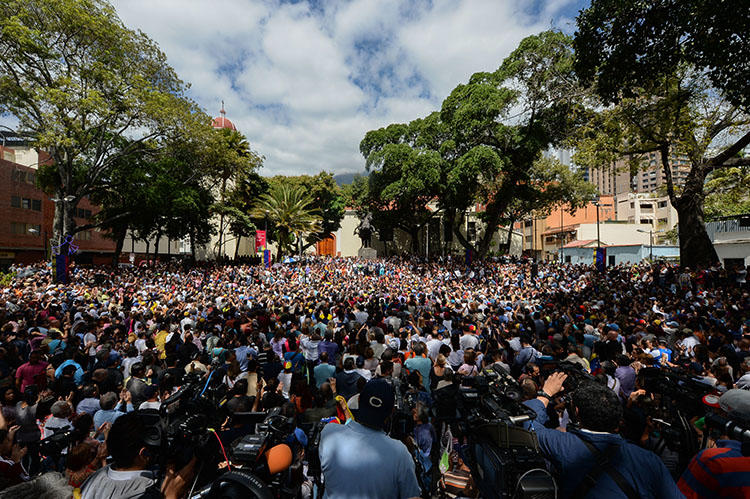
[
  {"xmin": 636, "ymin": 366, "xmax": 718, "ymax": 472},
  {"xmin": 434, "ymin": 364, "xmax": 557, "ymax": 499},
  {"xmin": 191, "ymin": 408, "xmax": 301, "ymax": 499},
  {"xmin": 138, "ymin": 372, "xmax": 228, "ymax": 473}
]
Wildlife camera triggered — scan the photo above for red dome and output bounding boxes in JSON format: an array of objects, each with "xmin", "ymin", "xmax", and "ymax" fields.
[
  {"xmin": 212, "ymin": 115, "xmax": 236, "ymax": 130},
  {"xmin": 212, "ymin": 101, "xmax": 237, "ymax": 130}
]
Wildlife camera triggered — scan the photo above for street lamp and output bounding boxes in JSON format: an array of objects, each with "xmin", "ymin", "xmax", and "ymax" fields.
[
  {"xmin": 637, "ymin": 228, "xmax": 654, "ymax": 262},
  {"xmin": 593, "ymin": 196, "xmax": 601, "ymax": 251}
]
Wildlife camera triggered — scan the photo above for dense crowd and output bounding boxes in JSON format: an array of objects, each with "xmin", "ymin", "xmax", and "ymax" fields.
[{"xmin": 0, "ymin": 256, "xmax": 748, "ymax": 498}]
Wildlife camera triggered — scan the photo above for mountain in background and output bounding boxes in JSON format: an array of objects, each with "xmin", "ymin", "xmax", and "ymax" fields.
[{"xmin": 333, "ymin": 172, "xmax": 366, "ymax": 186}]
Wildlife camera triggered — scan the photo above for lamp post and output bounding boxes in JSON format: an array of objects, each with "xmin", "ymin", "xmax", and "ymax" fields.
[
  {"xmin": 637, "ymin": 228, "xmax": 653, "ymax": 262},
  {"xmin": 593, "ymin": 197, "xmax": 601, "ymax": 251}
]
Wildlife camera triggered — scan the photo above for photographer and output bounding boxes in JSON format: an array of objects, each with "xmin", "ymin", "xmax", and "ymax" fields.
[
  {"xmin": 80, "ymin": 412, "xmax": 196, "ymax": 499},
  {"xmin": 678, "ymin": 389, "xmax": 750, "ymax": 498},
  {"xmin": 525, "ymin": 372, "xmax": 682, "ymax": 498},
  {"xmin": 318, "ymin": 378, "xmax": 421, "ymax": 499}
]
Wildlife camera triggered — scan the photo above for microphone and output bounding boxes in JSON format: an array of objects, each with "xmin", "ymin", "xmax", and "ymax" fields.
[{"xmin": 264, "ymin": 444, "xmax": 293, "ymax": 475}]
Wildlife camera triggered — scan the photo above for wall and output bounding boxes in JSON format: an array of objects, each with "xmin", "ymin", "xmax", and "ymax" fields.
[
  {"xmin": 563, "ymin": 244, "xmax": 679, "ymax": 266},
  {"xmin": 576, "ymin": 223, "xmax": 652, "ymax": 246}
]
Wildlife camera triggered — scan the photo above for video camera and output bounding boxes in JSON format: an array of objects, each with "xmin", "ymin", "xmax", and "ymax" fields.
[
  {"xmin": 636, "ymin": 366, "xmax": 718, "ymax": 471},
  {"xmin": 434, "ymin": 364, "xmax": 556, "ymax": 499},
  {"xmin": 192, "ymin": 408, "xmax": 301, "ymax": 499}
]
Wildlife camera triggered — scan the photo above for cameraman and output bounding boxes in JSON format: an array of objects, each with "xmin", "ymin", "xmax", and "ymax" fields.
[
  {"xmin": 678, "ymin": 389, "xmax": 750, "ymax": 498},
  {"xmin": 80, "ymin": 412, "xmax": 196, "ymax": 499},
  {"xmin": 525, "ymin": 372, "xmax": 681, "ymax": 498},
  {"xmin": 318, "ymin": 378, "xmax": 421, "ymax": 499}
]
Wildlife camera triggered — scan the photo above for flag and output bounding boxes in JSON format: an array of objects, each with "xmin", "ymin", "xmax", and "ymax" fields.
[{"xmin": 255, "ymin": 230, "xmax": 266, "ymax": 250}]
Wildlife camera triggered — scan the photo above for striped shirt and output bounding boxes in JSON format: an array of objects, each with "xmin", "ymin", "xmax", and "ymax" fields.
[{"xmin": 678, "ymin": 440, "xmax": 750, "ymax": 498}]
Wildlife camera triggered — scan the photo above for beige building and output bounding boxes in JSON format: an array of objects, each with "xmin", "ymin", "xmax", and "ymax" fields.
[{"xmin": 615, "ymin": 192, "xmax": 678, "ymax": 241}]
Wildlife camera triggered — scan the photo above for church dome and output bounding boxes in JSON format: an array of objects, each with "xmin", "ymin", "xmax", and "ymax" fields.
[{"xmin": 212, "ymin": 102, "xmax": 237, "ymax": 130}]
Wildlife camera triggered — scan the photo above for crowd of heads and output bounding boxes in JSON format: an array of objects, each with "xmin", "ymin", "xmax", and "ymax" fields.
[{"xmin": 0, "ymin": 255, "xmax": 747, "ymax": 489}]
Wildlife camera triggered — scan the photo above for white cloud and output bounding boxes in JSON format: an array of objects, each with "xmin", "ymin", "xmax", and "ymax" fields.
[{"xmin": 111, "ymin": 0, "xmax": 581, "ymax": 176}]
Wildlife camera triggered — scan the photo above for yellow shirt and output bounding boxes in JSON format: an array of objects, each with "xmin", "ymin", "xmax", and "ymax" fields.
[{"xmin": 154, "ymin": 330, "xmax": 169, "ymax": 360}]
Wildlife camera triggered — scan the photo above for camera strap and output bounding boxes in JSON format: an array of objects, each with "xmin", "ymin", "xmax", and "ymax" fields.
[{"xmin": 571, "ymin": 432, "xmax": 639, "ymax": 499}]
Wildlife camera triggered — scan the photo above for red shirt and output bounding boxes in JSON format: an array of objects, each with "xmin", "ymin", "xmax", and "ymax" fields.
[{"xmin": 15, "ymin": 361, "xmax": 48, "ymax": 391}]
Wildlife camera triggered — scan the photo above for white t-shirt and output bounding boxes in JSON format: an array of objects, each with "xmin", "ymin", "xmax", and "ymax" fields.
[{"xmin": 83, "ymin": 332, "xmax": 97, "ymax": 357}]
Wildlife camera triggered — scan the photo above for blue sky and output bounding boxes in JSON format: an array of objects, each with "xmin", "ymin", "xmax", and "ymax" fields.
[{"xmin": 108, "ymin": 0, "xmax": 591, "ymax": 175}]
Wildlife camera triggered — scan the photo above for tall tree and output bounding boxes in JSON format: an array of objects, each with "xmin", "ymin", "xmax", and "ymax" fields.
[
  {"xmin": 211, "ymin": 129, "xmax": 263, "ymax": 258},
  {"xmin": 359, "ymin": 123, "xmax": 442, "ymax": 253},
  {"xmin": 0, "ymin": 0, "xmax": 204, "ymax": 249},
  {"xmin": 575, "ymin": 0, "xmax": 750, "ymax": 111},
  {"xmin": 250, "ymin": 184, "xmax": 322, "ymax": 259},
  {"xmin": 575, "ymin": 0, "xmax": 750, "ymax": 267},
  {"xmin": 266, "ymin": 173, "xmax": 345, "ymax": 252}
]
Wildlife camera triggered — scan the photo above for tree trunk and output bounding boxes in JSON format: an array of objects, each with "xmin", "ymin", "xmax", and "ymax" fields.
[
  {"xmin": 409, "ymin": 227, "xmax": 420, "ymax": 254},
  {"xmin": 189, "ymin": 228, "xmax": 196, "ymax": 264},
  {"xmin": 674, "ymin": 195, "xmax": 719, "ymax": 268},
  {"xmin": 112, "ymin": 226, "xmax": 127, "ymax": 268},
  {"xmin": 234, "ymin": 235, "xmax": 241, "ymax": 260},
  {"xmin": 476, "ymin": 205, "xmax": 503, "ymax": 259},
  {"xmin": 501, "ymin": 217, "xmax": 516, "ymax": 255},
  {"xmin": 153, "ymin": 233, "xmax": 161, "ymax": 266}
]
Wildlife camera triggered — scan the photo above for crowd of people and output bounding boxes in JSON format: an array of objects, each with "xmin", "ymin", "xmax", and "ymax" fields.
[{"xmin": 0, "ymin": 255, "xmax": 747, "ymax": 498}]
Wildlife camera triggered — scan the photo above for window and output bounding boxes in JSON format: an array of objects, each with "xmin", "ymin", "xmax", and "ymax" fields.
[
  {"xmin": 21, "ymin": 198, "xmax": 31, "ymax": 209},
  {"xmin": 565, "ymin": 255, "xmax": 571, "ymax": 263},
  {"xmin": 77, "ymin": 231, "xmax": 92, "ymax": 241},
  {"xmin": 608, "ymin": 255, "xmax": 615, "ymax": 266},
  {"xmin": 10, "ymin": 196, "xmax": 20, "ymax": 208},
  {"xmin": 467, "ymin": 221, "xmax": 477, "ymax": 242},
  {"xmin": 640, "ymin": 218, "xmax": 653, "ymax": 225},
  {"xmin": 657, "ymin": 218, "xmax": 668, "ymax": 226},
  {"xmin": 31, "ymin": 199, "xmax": 41, "ymax": 211},
  {"xmin": 26, "ymin": 172, "xmax": 35, "ymax": 185},
  {"xmin": 657, "ymin": 201, "xmax": 667, "ymax": 208},
  {"xmin": 10, "ymin": 222, "xmax": 39, "ymax": 235},
  {"xmin": 641, "ymin": 203, "xmax": 653, "ymax": 210}
]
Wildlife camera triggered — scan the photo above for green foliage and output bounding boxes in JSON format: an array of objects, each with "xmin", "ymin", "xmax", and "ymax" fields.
[
  {"xmin": 0, "ymin": 271, "xmax": 15, "ymax": 287},
  {"xmin": 573, "ymin": 5, "xmax": 750, "ymax": 267},
  {"xmin": 250, "ymin": 184, "xmax": 322, "ymax": 258},
  {"xmin": 575, "ymin": 0, "xmax": 750, "ymax": 111},
  {"xmin": 266, "ymin": 172, "xmax": 345, "ymax": 249},
  {"xmin": 0, "ymin": 0, "xmax": 206, "ymax": 242},
  {"xmin": 358, "ymin": 31, "xmax": 592, "ymax": 257},
  {"xmin": 704, "ymin": 166, "xmax": 750, "ymax": 220}
]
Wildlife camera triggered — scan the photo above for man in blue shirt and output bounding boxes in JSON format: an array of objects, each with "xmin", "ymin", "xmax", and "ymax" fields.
[
  {"xmin": 313, "ymin": 352, "xmax": 336, "ymax": 388},
  {"xmin": 55, "ymin": 353, "xmax": 84, "ymax": 385},
  {"xmin": 404, "ymin": 343, "xmax": 431, "ymax": 392},
  {"xmin": 319, "ymin": 379, "xmax": 421, "ymax": 499},
  {"xmin": 525, "ymin": 372, "xmax": 682, "ymax": 498},
  {"xmin": 93, "ymin": 391, "xmax": 134, "ymax": 439}
]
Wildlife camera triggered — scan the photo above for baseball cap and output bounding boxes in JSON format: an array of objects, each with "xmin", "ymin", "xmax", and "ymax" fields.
[
  {"xmin": 357, "ymin": 379, "xmax": 395, "ymax": 430},
  {"xmin": 719, "ymin": 389, "xmax": 750, "ymax": 419}
]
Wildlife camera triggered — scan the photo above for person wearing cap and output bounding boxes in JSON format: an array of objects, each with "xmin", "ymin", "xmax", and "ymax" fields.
[
  {"xmin": 319, "ymin": 378, "xmax": 421, "ymax": 499},
  {"xmin": 678, "ymin": 389, "xmax": 750, "ymax": 498}
]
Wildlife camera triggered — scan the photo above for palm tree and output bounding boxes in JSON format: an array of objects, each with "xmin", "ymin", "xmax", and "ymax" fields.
[
  {"xmin": 214, "ymin": 129, "xmax": 261, "ymax": 257},
  {"xmin": 251, "ymin": 183, "xmax": 322, "ymax": 259}
]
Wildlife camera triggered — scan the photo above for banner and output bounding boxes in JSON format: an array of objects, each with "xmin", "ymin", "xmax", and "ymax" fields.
[
  {"xmin": 255, "ymin": 230, "xmax": 266, "ymax": 250},
  {"xmin": 55, "ymin": 253, "xmax": 69, "ymax": 284},
  {"xmin": 263, "ymin": 249, "xmax": 271, "ymax": 268},
  {"xmin": 595, "ymin": 247, "xmax": 606, "ymax": 272}
]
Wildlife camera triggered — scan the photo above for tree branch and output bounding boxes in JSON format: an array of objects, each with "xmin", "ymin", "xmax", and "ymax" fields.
[{"xmin": 708, "ymin": 131, "xmax": 750, "ymax": 167}]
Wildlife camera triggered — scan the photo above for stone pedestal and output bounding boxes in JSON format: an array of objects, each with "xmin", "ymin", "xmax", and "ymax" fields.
[{"xmin": 358, "ymin": 247, "xmax": 378, "ymax": 259}]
